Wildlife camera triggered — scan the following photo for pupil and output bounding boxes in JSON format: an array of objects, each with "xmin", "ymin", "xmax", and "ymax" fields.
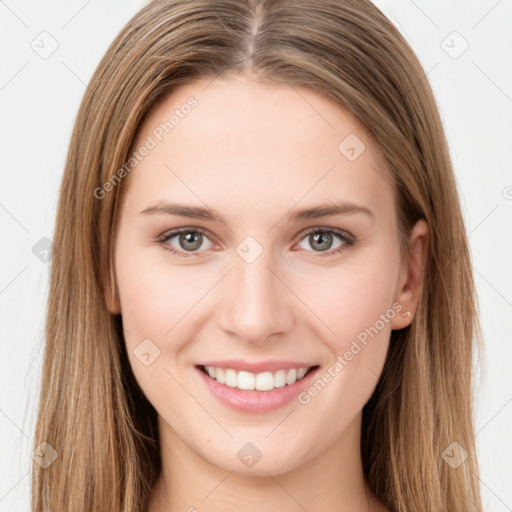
[
  {"xmin": 312, "ymin": 232, "xmax": 331, "ymax": 251},
  {"xmin": 181, "ymin": 231, "xmax": 201, "ymax": 251}
]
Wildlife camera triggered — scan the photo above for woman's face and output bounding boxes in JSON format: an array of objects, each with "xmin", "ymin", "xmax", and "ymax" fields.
[{"xmin": 110, "ymin": 73, "xmax": 424, "ymax": 476}]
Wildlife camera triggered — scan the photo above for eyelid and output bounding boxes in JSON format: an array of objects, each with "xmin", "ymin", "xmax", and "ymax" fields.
[
  {"xmin": 157, "ymin": 225, "xmax": 356, "ymax": 258},
  {"xmin": 157, "ymin": 226, "xmax": 217, "ymax": 254},
  {"xmin": 298, "ymin": 225, "xmax": 355, "ymax": 244}
]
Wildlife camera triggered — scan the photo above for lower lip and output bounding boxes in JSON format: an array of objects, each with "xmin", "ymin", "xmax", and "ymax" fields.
[{"xmin": 196, "ymin": 366, "xmax": 319, "ymax": 413}]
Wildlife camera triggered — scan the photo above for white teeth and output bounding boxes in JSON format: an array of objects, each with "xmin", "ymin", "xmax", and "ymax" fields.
[
  {"xmin": 225, "ymin": 369, "xmax": 237, "ymax": 387},
  {"xmin": 238, "ymin": 371, "xmax": 255, "ymax": 390},
  {"xmin": 285, "ymin": 368, "xmax": 297, "ymax": 385},
  {"xmin": 274, "ymin": 369, "xmax": 286, "ymax": 388},
  {"xmin": 255, "ymin": 371, "xmax": 274, "ymax": 391},
  {"xmin": 203, "ymin": 365, "xmax": 312, "ymax": 391},
  {"xmin": 216, "ymin": 368, "xmax": 225, "ymax": 384}
]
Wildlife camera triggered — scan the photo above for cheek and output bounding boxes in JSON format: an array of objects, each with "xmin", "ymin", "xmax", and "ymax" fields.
[
  {"xmin": 296, "ymin": 256, "xmax": 398, "ymax": 345},
  {"xmin": 298, "ymin": 265, "xmax": 398, "ymax": 418},
  {"xmin": 114, "ymin": 249, "xmax": 193, "ymax": 411},
  {"xmin": 115, "ymin": 244, "xmax": 200, "ymax": 337},
  {"xmin": 294, "ymin": 255, "xmax": 398, "ymax": 400},
  {"xmin": 114, "ymin": 242, "xmax": 220, "ymax": 396},
  {"xmin": 332, "ymin": 270, "xmax": 396, "ymax": 344}
]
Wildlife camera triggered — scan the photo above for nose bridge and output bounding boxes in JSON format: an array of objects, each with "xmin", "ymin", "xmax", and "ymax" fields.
[{"xmin": 216, "ymin": 239, "xmax": 293, "ymax": 343}]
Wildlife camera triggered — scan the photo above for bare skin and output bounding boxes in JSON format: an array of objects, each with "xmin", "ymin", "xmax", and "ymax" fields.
[{"xmin": 106, "ymin": 72, "xmax": 428, "ymax": 512}]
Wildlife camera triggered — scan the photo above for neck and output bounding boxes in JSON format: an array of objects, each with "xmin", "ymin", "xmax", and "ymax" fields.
[{"xmin": 148, "ymin": 412, "xmax": 387, "ymax": 512}]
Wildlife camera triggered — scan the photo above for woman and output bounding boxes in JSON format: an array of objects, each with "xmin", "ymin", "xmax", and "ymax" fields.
[{"xmin": 31, "ymin": 1, "xmax": 483, "ymax": 511}]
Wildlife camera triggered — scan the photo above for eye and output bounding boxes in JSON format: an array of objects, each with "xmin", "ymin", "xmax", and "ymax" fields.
[
  {"xmin": 157, "ymin": 226, "xmax": 356, "ymax": 259},
  {"xmin": 158, "ymin": 228, "xmax": 214, "ymax": 258},
  {"xmin": 295, "ymin": 227, "xmax": 355, "ymax": 257}
]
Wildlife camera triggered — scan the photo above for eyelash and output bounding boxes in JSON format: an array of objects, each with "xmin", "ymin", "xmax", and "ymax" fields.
[{"xmin": 157, "ymin": 226, "xmax": 356, "ymax": 259}]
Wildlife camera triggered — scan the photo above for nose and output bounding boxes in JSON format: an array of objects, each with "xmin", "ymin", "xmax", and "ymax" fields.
[{"xmin": 216, "ymin": 247, "xmax": 294, "ymax": 345}]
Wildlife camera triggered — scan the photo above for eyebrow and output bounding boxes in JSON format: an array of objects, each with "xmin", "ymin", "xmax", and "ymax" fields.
[{"xmin": 139, "ymin": 200, "xmax": 374, "ymax": 223}]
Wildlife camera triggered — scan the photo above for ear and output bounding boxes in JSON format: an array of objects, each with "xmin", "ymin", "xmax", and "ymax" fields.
[
  {"xmin": 102, "ymin": 252, "xmax": 121, "ymax": 315},
  {"xmin": 390, "ymin": 219, "xmax": 429, "ymax": 330}
]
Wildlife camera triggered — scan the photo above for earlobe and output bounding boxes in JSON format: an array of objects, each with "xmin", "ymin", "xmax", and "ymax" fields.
[{"xmin": 391, "ymin": 219, "xmax": 429, "ymax": 330}]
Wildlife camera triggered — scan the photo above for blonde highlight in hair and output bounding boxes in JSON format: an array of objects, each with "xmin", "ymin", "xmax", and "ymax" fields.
[{"xmin": 31, "ymin": 1, "xmax": 484, "ymax": 511}]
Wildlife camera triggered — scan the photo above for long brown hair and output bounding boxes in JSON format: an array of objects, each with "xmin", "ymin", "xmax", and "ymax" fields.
[{"xmin": 31, "ymin": 1, "xmax": 484, "ymax": 510}]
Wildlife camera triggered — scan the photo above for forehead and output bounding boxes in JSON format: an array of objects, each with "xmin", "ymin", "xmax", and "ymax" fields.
[{"xmin": 122, "ymin": 75, "xmax": 394, "ymax": 223}]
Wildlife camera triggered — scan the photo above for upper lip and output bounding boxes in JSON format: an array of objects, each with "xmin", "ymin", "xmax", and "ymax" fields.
[{"xmin": 197, "ymin": 359, "xmax": 318, "ymax": 373}]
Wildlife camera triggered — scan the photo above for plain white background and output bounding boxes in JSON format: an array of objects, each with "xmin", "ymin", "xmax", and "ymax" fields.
[{"xmin": 1, "ymin": 1, "xmax": 511, "ymax": 510}]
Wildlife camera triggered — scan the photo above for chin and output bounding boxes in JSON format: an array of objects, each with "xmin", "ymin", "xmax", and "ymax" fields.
[{"xmin": 197, "ymin": 439, "xmax": 311, "ymax": 477}]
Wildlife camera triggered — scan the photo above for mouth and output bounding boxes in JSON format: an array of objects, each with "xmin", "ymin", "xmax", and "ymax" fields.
[
  {"xmin": 195, "ymin": 362, "xmax": 320, "ymax": 413},
  {"xmin": 197, "ymin": 364, "xmax": 319, "ymax": 392}
]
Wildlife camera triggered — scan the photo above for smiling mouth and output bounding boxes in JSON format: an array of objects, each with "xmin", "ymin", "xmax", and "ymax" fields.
[{"xmin": 197, "ymin": 364, "xmax": 320, "ymax": 392}]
